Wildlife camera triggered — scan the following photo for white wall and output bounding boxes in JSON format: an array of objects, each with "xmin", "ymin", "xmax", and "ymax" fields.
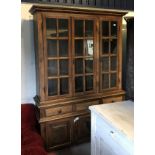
[
  {"xmin": 21, "ymin": 3, "xmax": 134, "ymax": 104},
  {"xmin": 21, "ymin": 4, "xmax": 36, "ymax": 103}
]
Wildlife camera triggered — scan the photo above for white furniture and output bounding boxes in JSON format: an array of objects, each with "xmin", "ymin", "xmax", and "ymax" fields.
[{"xmin": 89, "ymin": 100, "xmax": 134, "ymax": 155}]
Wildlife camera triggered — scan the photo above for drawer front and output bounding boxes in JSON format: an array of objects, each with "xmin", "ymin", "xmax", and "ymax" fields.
[
  {"xmin": 76, "ymin": 100, "xmax": 99, "ymax": 112},
  {"xmin": 102, "ymin": 96, "xmax": 123, "ymax": 104},
  {"xmin": 45, "ymin": 105, "xmax": 72, "ymax": 117}
]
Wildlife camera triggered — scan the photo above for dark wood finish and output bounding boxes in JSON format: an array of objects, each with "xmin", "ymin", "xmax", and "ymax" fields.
[
  {"xmin": 73, "ymin": 114, "xmax": 90, "ymax": 143},
  {"xmin": 31, "ymin": 5, "xmax": 126, "ymax": 151},
  {"xmin": 44, "ymin": 118, "xmax": 72, "ymax": 150}
]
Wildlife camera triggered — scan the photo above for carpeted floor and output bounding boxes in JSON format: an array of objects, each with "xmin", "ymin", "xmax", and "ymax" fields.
[{"xmin": 47, "ymin": 142, "xmax": 90, "ymax": 155}]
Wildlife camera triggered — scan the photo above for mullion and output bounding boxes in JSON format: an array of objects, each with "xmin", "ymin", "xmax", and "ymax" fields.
[{"xmin": 83, "ymin": 20, "xmax": 86, "ymax": 92}]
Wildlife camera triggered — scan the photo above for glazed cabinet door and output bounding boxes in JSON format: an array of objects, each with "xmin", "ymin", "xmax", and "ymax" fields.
[
  {"xmin": 45, "ymin": 119, "xmax": 72, "ymax": 150},
  {"xmin": 72, "ymin": 17, "xmax": 97, "ymax": 95},
  {"xmin": 73, "ymin": 114, "xmax": 90, "ymax": 143},
  {"xmin": 43, "ymin": 15, "xmax": 71, "ymax": 99},
  {"xmin": 100, "ymin": 18, "xmax": 122, "ymax": 91}
]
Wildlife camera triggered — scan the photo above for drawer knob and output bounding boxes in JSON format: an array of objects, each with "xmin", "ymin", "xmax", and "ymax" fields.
[{"xmin": 58, "ymin": 109, "xmax": 62, "ymax": 114}]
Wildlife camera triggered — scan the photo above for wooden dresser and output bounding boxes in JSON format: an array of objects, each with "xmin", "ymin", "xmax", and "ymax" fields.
[{"xmin": 30, "ymin": 5, "xmax": 126, "ymax": 151}]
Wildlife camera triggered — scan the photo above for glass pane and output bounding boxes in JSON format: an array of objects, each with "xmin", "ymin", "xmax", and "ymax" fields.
[
  {"xmin": 111, "ymin": 39, "xmax": 117, "ymax": 54},
  {"xmin": 85, "ymin": 58, "xmax": 93, "ymax": 73},
  {"xmin": 48, "ymin": 60, "xmax": 58, "ymax": 76},
  {"xmin": 102, "ymin": 21, "xmax": 109, "ymax": 36},
  {"xmin": 102, "ymin": 74, "xmax": 109, "ymax": 89},
  {"xmin": 60, "ymin": 78, "xmax": 69, "ymax": 95},
  {"xmin": 75, "ymin": 40, "xmax": 83, "ymax": 56},
  {"xmin": 85, "ymin": 20, "xmax": 93, "ymax": 37},
  {"xmin": 111, "ymin": 73, "xmax": 117, "ymax": 87},
  {"xmin": 46, "ymin": 18, "xmax": 57, "ymax": 37},
  {"xmin": 75, "ymin": 20, "xmax": 83, "ymax": 37},
  {"xmin": 75, "ymin": 76, "xmax": 83, "ymax": 92},
  {"xmin": 102, "ymin": 39, "xmax": 109, "ymax": 54},
  {"xmin": 111, "ymin": 21, "xmax": 117, "ymax": 37},
  {"xmin": 86, "ymin": 75, "xmax": 93, "ymax": 91},
  {"xmin": 59, "ymin": 40, "xmax": 68, "ymax": 57},
  {"xmin": 75, "ymin": 58, "xmax": 83, "ymax": 74},
  {"xmin": 47, "ymin": 40, "xmax": 57, "ymax": 57},
  {"xmin": 48, "ymin": 79, "xmax": 58, "ymax": 96},
  {"xmin": 111, "ymin": 56, "xmax": 117, "ymax": 71},
  {"xmin": 85, "ymin": 40, "xmax": 93, "ymax": 56},
  {"xmin": 60, "ymin": 59, "xmax": 68, "ymax": 75},
  {"xmin": 58, "ymin": 19, "xmax": 68, "ymax": 37},
  {"xmin": 102, "ymin": 57, "xmax": 109, "ymax": 72}
]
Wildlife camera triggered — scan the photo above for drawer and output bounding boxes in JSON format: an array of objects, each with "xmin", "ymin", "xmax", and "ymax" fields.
[
  {"xmin": 102, "ymin": 96, "xmax": 123, "ymax": 104},
  {"xmin": 45, "ymin": 105, "xmax": 72, "ymax": 117},
  {"xmin": 76, "ymin": 100, "xmax": 99, "ymax": 112}
]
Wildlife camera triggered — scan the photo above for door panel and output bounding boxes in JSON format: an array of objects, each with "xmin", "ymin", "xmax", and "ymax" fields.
[{"xmin": 45, "ymin": 119, "xmax": 72, "ymax": 149}]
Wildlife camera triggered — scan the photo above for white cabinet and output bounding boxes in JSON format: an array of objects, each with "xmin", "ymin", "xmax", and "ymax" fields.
[{"xmin": 89, "ymin": 101, "xmax": 134, "ymax": 155}]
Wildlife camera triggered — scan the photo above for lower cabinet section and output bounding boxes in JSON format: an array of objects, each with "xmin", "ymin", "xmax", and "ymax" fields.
[
  {"xmin": 39, "ymin": 93, "xmax": 125, "ymax": 151},
  {"xmin": 41, "ymin": 114, "xmax": 90, "ymax": 151}
]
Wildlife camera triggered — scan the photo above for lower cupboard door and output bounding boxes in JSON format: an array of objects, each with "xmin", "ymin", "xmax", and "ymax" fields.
[{"xmin": 45, "ymin": 119, "xmax": 72, "ymax": 150}]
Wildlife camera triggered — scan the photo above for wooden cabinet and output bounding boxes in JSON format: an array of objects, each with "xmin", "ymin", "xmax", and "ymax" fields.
[{"xmin": 30, "ymin": 5, "xmax": 126, "ymax": 151}]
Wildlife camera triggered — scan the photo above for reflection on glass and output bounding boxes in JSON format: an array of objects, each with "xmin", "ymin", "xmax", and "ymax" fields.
[
  {"xmin": 48, "ymin": 60, "xmax": 58, "ymax": 76},
  {"xmin": 75, "ymin": 20, "xmax": 83, "ymax": 37},
  {"xmin": 85, "ymin": 58, "xmax": 93, "ymax": 73},
  {"xmin": 102, "ymin": 21, "xmax": 109, "ymax": 36},
  {"xmin": 86, "ymin": 75, "xmax": 93, "ymax": 91},
  {"xmin": 60, "ymin": 59, "xmax": 68, "ymax": 75},
  {"xmin": 111, "ymin": 73, "xmax": 117, "ymax": 87},
  {"xmin": 58, "ymin": 19, "xmax": 68, "ymax": 37},
  {"xmin": 102, "ymin": 57, "xmax": 109, "ymax": 72},
  {"xmin": 102, "ymin": 39, "xmax": 109, "ymax": 54},
  {"xmin": 86, "ymin": 40, "xmax": 93, "ymax": 56},
  {"xmin": 111, "ymin": 21, "xmax": 117, "ymax": 37},
  {"xmin": 60, "ymin": 78, "xmax": 69, "ymax": 95},
  {"xmin": 75, "ymin": 76, "xmax": 83, "ymax": 92},
  {"xmin": 48, "ymin": 79, "xmax": 58, "ymax": 96},
  {"xmin": 59, "ymin": 40, "xmax": 68, "ymax": 56},
  {"xmin": 47, "ymin": 40, "xmax": 57, "ymax": 57},
  {"xmin": 46, "ymin": 18, "xmax": 57, "ymax": 37},
  {"xmin": 75, "ymin": 40, "xmax": 83, "ymax": 56},
  {"xmin": 111, "ymin": 56, "xmax": 117, "ymax": 71},
  {"xmin": 75, "ymin": 58, "xmax": 83, "ymax": 74},
  {"xmin": 111, "ymin": 39, "xmax": 117, "ymax": 53},
  {"xmin": 85, "ymin": 20, "xmax": 93, "ymax": 37},
  {"xmin": 102, "ymin": 74, "xmax": 109, "ymax": 89}
]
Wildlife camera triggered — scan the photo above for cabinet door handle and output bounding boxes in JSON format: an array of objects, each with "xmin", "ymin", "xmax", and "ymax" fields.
[{"xmin": 74, "ymin": 117, "xmax": 79, "ymax": 123}]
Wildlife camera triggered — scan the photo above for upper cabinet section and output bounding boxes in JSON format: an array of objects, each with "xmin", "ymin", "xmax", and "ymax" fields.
[
  {"xmin": 23, "ymin": 0, "xmax": 134, "ymax": 11},
  {"xmin": 30, "ymin": 6, "xmax": 126, "ymax": 101}
]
